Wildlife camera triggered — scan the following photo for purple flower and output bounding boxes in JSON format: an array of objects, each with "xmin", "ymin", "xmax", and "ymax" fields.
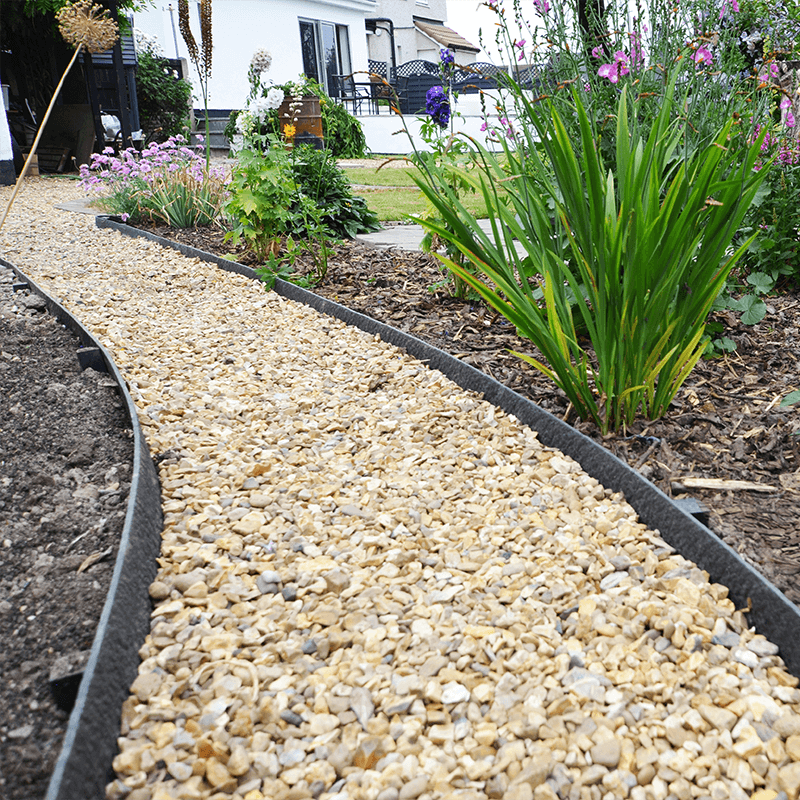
[
  {"xmin": 425, "ymin": 85, "xmax": 451, "ymax": 128},
  {"xmin": 533, "ymin": 0, "xmax": 550, "ymax": 13},
  {"xmin": 440, "ymin": 48, "xmax": 454, "ymax": 65},
  {"xmin": 120, "ymin": 212, "xmax": 130, "ymax": 222}
]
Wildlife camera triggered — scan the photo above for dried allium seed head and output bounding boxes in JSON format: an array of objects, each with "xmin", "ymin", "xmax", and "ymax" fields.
[
  {"xmin": 250, "ymin": 49, "xmax": 272, "ymax": 74},
  {"xmin": 56, "ymin": 0, "xmax": 118, "ymax": 54}
]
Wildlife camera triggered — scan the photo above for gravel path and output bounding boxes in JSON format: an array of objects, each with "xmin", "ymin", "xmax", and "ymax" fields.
[{"xmin": 3, "ymin": 179, "xmax": 800, "ymax": 800}]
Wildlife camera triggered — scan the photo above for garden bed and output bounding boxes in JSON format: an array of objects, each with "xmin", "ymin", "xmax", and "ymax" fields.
[
  {"xmin": 0, "ymin": 268, "xmax": 134, "ymax": 800},
  {"xmin": 141, "ymin": 223, "xmax": 800, "ymax": 606}
]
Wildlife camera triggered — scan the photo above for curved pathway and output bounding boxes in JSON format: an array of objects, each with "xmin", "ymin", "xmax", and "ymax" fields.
[{"xmin": 3, "ymin": 179, "xmax": 800, "ymax": 800}]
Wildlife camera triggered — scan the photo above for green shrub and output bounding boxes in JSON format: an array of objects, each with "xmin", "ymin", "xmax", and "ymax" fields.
[
  {"xmin": 224, "ymin": 139, "xmax": 379, "ymax": 262},
  {"xmin": 317, "ymin": 93, "xmax": 368, "ymax": 158},
  {"xmin": 136, "ymin": 51, "xmax": 192, "ymax": 141},
  {"xmin": 290, "ymin": 146, "xmax": 379, "ymax": 238}
]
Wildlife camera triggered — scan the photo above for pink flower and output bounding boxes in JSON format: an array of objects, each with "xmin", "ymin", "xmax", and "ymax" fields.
[
  {"xmin": 787, "ymin": 110, "xmax": 796, "ymax": 128},
  {"xmin": 781, "ymin": 96, "xmax": 792, "ymax": 110},
  {"xmin": 533, "ymin": 0, "xmax": 550, "ymax": 13},
  {"xmin": 515, "ymin": 39, "xmax": 526, "ymax": 48},
  {"xmin": 591, "ymin": 45, "xmax": 603, "ymax": 58},
  {"xmin": 598, "ymin": 62, "xmax": 619, "ymax": 83},
  {"xmin": 719, "ymin": 0, "xmax": 739, "ymax": 17},
  {"xmin": 693, "ymin": 47, "xmax": 713, "ymax": 67},
  {"xmin": 614, "ymin": 50, "xmax": 630, "ymax": 76}
]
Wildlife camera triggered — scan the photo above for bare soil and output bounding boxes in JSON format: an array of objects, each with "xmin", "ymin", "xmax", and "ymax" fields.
[{"xmin": 0, "ymin": 267, "xmax": 134, "ymax": 800}]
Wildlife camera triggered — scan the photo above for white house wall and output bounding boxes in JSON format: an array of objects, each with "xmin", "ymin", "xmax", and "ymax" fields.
[
  {"xmin": 133, "ymin": 0, "xmax": 375, "ymax": 111},
  {"xmin": 368, "ymin": 0, "xmax": 447, "ymax": 66}
]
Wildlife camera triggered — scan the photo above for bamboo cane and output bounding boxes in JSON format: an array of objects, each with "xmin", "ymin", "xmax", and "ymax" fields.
[{"xmin": 0, "ymin": 44, "xmax": 84, "ymax": 231}]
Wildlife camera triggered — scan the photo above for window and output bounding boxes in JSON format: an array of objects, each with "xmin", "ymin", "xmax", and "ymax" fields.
[{"xmin": 299, "ymin": 19, "xmax": 353, "ymax": 98}]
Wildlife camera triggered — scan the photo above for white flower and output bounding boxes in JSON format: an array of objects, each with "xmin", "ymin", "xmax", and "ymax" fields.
[
  {"xmin": 235, "ymin": 109, "xmax": 255, "ymax": 134},
  {"xmin": 250, "ymin": 48, "xmax": 273, "ymax": 74},
  {"xmin": 133, "ymin": 27, "xmax": 164, "ymax": 57},
  {"xmin": 265, "ymin": 87, "xmax": 284, "ymax": 110},
  {"xmin": 248, "ymin": 96, "xmax": 272, "ymax": 122}
]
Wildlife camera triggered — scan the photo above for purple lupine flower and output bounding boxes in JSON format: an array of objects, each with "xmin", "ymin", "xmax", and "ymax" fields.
[{"xmin": 425, "ymin": 85, "xmax": 451, "ymax": 128}]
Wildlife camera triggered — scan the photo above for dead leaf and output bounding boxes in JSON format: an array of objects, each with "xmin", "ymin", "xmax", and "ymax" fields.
[{"xmin": 77, "ymin": 547, "xmax": 113, "ymax": 573}]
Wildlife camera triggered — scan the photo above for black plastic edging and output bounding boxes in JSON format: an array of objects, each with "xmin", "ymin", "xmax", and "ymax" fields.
[
  {"xmin": 97, "ymin": 214, "xmax": 800, "ymax": 677},
  {"xmin": 0, "ymin": 255, "xmax": 164, "ymax": 800}
]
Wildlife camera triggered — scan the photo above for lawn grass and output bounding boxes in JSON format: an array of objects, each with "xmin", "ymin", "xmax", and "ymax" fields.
[
  {"xmin": 343, "ymin": 162, "xmax": 497, "ymax": 221},
  {"xmin": 357, "ymin": 185, "xmax": 492, "ymax": 222},
  {"xmin": 344, "ymin": 165, "xmax": 424, "ymax": 188}
]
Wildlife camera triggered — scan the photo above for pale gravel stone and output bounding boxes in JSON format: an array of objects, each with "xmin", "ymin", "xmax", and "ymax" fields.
[{"xmin": 4, "ymin": 180, "xmax": 800, "ymax": 800}]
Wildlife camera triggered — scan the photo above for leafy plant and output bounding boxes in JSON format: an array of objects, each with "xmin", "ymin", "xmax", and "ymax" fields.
[
  {"xmin": 224, "ymin": 139, "xmax": 376, "ymax": 282},
  {"xmin": 135, "ymin": 50, "xmax": 192, "ymax": 141},
  {"xmin": 739, "ymin": 129, "xmax": 800, "ymax": 285},
  {"xmin": 317, "ymin": 93, "xmax": 368, "ymax": 158},
  {"xmin": 780, "ymin": 390, "xmax": 800, "ymax": 407},
  {"xmin": 291, "ymin": 147, "xmax": 380, "ymax": 238},
  {"xmin": 413, "ymin": 71, "xmax": 770, "ymax": 433},
  {"xmin": 224, "ymin": 145, "xmax": 303, "ymax": 260},
  {"xmin": 79, "ymin": 135, "xmax": 228, "ymax": 227}
]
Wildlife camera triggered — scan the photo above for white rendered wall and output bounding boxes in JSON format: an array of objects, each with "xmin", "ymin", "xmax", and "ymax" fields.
[
  {"xmin": 133, "ymin": 0, "xmax": 375, "ymax": 111},
  {"xmin": 360, "ymin": 91, "xmax": 509, "ymax": 153}
]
